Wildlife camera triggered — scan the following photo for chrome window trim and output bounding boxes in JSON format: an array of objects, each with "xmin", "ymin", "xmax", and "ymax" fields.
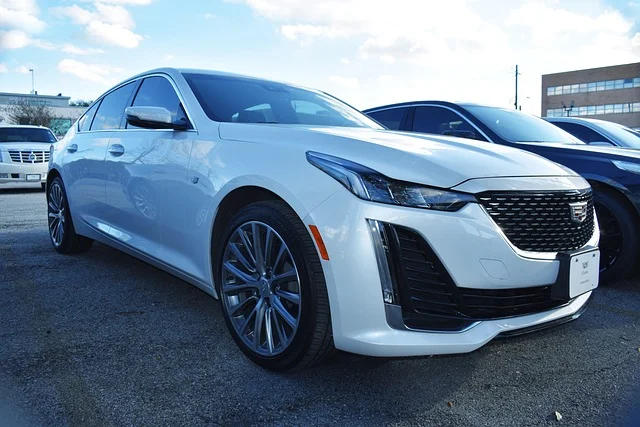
[
  {"xmin": 78, "ymin": 72, "xmax": 198, "ymax": 134},
  {"xmin": 367, "ymin": 103, "xmax": 494, "ymax": 143}
]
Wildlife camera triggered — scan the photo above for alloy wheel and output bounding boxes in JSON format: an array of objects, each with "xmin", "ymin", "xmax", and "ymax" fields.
[
  {"xmin": 221, "ymin": 221, "xmax": 302, "ymax": 356},
  {"xmin": 595, "ymin": 202, "xmax": 622, "ymax": 273},
  {"xmin": 48, "ymin": 182, "xmax": 65, "ymax": 247}
]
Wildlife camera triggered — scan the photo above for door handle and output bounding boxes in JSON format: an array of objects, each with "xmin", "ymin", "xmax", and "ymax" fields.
[
  {"xmin": 66, "ymin": 143, "xmax": 78, "ymax": 153},
  {"xmin": 108, "ymin": 144, "xmax": 125, "ymax": 157}
]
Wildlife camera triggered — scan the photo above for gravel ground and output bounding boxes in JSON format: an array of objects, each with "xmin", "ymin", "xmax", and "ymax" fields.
[{"xmin": 0, "ymin": 187, "xmax": 639, "ymax": 427}]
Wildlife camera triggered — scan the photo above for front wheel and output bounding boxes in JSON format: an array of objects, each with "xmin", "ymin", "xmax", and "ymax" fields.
[
  {"xmin": 216, "ymin": 200, "xmax": 334, "ymax": 371},
  {"xmin": 47, "ymin": 177, "xmax": 93, "ymax": 254},
  {"xmin": 594, "ymin": 188, "xmax": 639, "ymax": 283}
]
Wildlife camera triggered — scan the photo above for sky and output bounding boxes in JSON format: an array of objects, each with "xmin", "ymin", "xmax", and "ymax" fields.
[{"xmin": 0, "ymin": 0, "xmax": 639, "ymax": 115}]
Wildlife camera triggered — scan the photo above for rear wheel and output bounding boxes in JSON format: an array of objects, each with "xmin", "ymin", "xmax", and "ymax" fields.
[
  {"xmin": 594, "ymin": 188, "xmax": 639, "ymax": 283},
  {"xmin": 47, "ymin": 177, "xmax": 93, "ymax": 254},
  {"xmin": 217, "ymin": 200, "xmax": 334, "ymax": 370}
]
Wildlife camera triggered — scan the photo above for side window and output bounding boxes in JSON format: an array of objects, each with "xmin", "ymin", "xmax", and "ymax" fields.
[
  {"xmin": 366, "ymin": 108, "xmax": 408, "ymax": 130},
  {"xmin": 413, "ymin": 106, "xmax": 484, "ymax": 140},
  {"xmin": 552, "ymin": 122, "xmax": 608, "ymax": 144},
  {"xmin": 130, "ymin": 76, "xmax": 188, "ymax": 127},
  {"xmin": 78, "ymin": 101, "xmax": 100, "ymax": 132},
  {"xmin": 91, "ymin": 82, "xmax": 136, "ymax": 131}
]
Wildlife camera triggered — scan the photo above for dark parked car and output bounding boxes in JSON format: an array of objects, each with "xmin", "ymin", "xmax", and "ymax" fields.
[
  {"xmin": 545, "ymin": 117, "xmax": 640, "ymax": 150},
  {"xmin": 364, "ymin": 101, "xmax": 640, "ymax": 282}
]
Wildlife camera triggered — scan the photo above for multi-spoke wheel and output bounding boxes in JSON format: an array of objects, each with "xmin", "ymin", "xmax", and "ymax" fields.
[
  {"xmin": 593, "ymin": 188, "xmax": 639, "ymax": 283},
  {"xmin": 48, "ymin": 181, "xmax": 66, "ymax": 247},
  {"xmin": 47, "ymin": 176, "xmax": 93, "ymax": 254},
  {"xmin": 222, "ymin": 222, "xmax": 301, "ymax": 356},
  {"xmin": 217, "ymin": 200, "xmax": 334, "ymax": 370}
]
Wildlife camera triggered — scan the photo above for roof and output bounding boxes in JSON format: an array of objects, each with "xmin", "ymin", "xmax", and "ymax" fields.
[
  {"xmin": 0, "ymin": 124, "xmax": 51, "ymax": 130},
  {"xmin": 362, "ymin": 100, "xmax": 499, "ymax": 113},
  {"xmin": 0, "ymin": 92, "xmax": 70, "ymax": 101}
]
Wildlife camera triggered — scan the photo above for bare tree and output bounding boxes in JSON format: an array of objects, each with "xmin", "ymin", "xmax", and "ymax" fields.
[{"xmin": 4, "ymin": 100, "xmax": 58, "ymax": 128}]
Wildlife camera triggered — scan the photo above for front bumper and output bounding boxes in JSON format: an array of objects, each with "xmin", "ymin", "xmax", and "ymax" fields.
[
  {"xmin": 0, "ymin": 162, "xmax": 48, "ymax": 184},
  {"xmin": 304, "ymin": 186, "xmax": 598, "ymax": 357}
]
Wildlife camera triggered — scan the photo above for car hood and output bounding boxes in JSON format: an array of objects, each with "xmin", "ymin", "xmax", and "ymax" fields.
[
  {"xmin": 219, "ymin": 124, "xmax": 579, "ymax": 188},
  {"xmin": 518, "ymin": 142, "xmax": 640, "ymax": 161},
  {"xmin": 0, "ymin": 142, "xmax": 54, "ymax": 151}
]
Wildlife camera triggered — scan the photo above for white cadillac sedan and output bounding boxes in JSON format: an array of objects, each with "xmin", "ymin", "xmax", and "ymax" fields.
[
  {"xmin": 1, "ymin": 125, "xmax": 56, "ymax": 189},
  {"xmin": 48, "ymin": 68, "xmax": 599, "ymax": 370}
]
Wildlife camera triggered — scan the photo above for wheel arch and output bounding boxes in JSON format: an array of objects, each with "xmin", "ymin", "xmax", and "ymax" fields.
[
  {"xmin": 46, "ymin": 167, "xmax": 62, "ymax": 191},
  {"xmin": 587, "ymin": 178, "xmax": 640, "ymax": 217}
]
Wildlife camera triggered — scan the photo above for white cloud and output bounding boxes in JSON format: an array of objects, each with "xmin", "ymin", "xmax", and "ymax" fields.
[
  {"xmin": 86, "ymin": 21, "xmax": 143, "ymax": 48},
  {"xmin": 62, "ymin": 43, "xmax": 105, "ymax": 55},
  {"xmin": 0, "ymin": 29, "xmax": 54, "ymax": 50},
  {"xmin": 15, "ymin": 65, "xmax": 31, "ymax": 74},
  {"xmin": 204, "ymin": 13, "xmax": 217, "ymax": 19},
  {"xmin": 0, "ymin": 63, "xmax": 7, "ymax": 73},
  {"xmin": 164, "ymin": 54, "xmax": 175, "ymax": 61},
  {"xmin": 340, "ymin": 58, "xmax": 350, "ymax": 65},
  {"xmin": 0, "ymin": 0, "xmax": 45, "ymax": 33},
  {"xmin": 50, "ymin": 1, "xmax": 148, "ymax": 48},
  {"xmin": 231, "ymin": 0, "xmax": 640, "ymax": 114},
  {"xmin": 329, "ymin": 75, "xmax": 359, "ymax": 89},
  {"xmin": 57, "ymin": 59, "xmax": 123, "ymax": 84}
]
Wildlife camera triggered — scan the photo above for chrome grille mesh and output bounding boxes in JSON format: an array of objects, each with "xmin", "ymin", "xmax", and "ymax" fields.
[
  {"xmin": 478, "ymin": 189, "xmax": 595, "ymax": 252},
  {"xmin": 8, "ymin": 149, "xmax": 50, "ymax": 164}
]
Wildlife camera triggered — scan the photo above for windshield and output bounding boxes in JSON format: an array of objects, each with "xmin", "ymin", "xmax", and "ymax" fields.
[
  {"xmin": 183, "ymin": 73, "xmax": 382, "ymax": 129},
  {"xmin": 593, "ymin": 121, "xmax": 640, "ymax": 149},
  {"xmin": 0, "ymin": 127, "xmax": 57, "ymax": 143},
  {"xmin": 464, "ymin": 106, "xmax": 584, "ymax": 144}
]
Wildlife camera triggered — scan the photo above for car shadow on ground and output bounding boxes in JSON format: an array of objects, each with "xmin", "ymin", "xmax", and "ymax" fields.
[{"xmin": 0, "ymin": 187, "xmax": 44, "ymax": 194}]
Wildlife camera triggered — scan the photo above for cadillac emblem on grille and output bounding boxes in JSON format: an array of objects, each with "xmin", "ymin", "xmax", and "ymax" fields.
[
  {"xmin": 569, "ymin": 201, "xmax": 588, "ymax": 224},
  {"xmin": 28, "ymin": 152, "xmax": 36, "ymax": 162}
]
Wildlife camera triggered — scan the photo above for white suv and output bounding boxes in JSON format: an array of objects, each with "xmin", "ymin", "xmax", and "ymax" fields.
[
  {"xmin": 0, "ymin": 125, "xmax": 56, "ymax": 189},
  {"xmin": 47, "ymin": 68, "xmax": 599, "ymax": 370}
]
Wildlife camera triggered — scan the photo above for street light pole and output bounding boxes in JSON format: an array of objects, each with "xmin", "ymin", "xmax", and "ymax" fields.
[{"xmin": 29, "ymin": 68, "xmax": 35, "ymax": 94}]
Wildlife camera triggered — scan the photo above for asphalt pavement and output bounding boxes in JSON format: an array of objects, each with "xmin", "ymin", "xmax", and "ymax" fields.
[{"xmin": 1, "ymin": 187, "xmax": 639, "ymax": 427}]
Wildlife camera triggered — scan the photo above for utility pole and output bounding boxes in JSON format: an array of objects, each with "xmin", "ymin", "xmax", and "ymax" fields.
[
  {"xmin": 514, "ymin": 65, "xmax": 519, "ymax": 110},
  {"xmin": 29, "ymin": 68, "xmax": 35, "ymax": 94}
]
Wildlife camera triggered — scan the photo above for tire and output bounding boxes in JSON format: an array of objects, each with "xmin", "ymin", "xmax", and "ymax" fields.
[
  {"xmin": 216, "ymin": 200, "xmax": 334, "ymax": 371},
  {"xmin": 594, "ymin": 188, "xmax": 639, "ymax": 283},
  {"xmin": 41, "ymin": 183, "xmax": 46, "ymax": 190},
  {"xmin": 47, "ymin": 176, "xmax": 93, "ymax": 254}
]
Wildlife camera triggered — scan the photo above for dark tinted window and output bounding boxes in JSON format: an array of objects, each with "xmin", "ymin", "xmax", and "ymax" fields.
[
  {"xmin": 367, "ymin": 108, "xmax": 408, "ymax": 130},
  {"xmin": 0, "ymin": 127, "xmax": 56, "ymax": 143},
  {"xmin": 551, "ymin": 122, "xmax": 608, "ymax": 144},
  {"xmin": 183, "ymin": 73, "xmax": 381, "ymax": 128},
  {"xmin": 413, "ymin": 106, "xmax": 483, "ymax": 140},
  {"xmin": 91, "ymin": 82, "xmax": 136, "ymax": 130},
  {"xmin": 464, "ymin": 105, "xmax": 583, "ymax": 144},
  {"xmin": 130, "ymin": 76, "xmax": 188, "ymax": 127},
  {"xmin": 78, "ymin": 101, "xmax": 100, "ymax": 132}
]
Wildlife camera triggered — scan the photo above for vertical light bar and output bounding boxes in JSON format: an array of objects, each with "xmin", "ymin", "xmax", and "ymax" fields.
[{"xmin": 367, "ymin": 219, "xmax": 397, "ymax": 305}]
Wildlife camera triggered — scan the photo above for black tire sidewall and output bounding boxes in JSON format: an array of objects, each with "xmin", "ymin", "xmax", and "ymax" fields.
[{"xmin": 216, "ymin": 202, "xmax": 322, "ymax": 370}]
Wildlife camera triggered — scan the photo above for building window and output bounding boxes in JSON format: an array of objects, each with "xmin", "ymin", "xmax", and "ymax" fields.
[{"xmin": 547, "ymin": 87, "xmax": 554, "ymax": 96}]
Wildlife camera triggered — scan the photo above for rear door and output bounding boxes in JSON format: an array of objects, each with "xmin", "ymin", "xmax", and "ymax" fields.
[
  {"xmin": 62, "ymin": 82, "xmax": 137, "ymax": 230},
  {"xmin": 103, "ymin": 75, "xmax": 196, "ymax": 264}
]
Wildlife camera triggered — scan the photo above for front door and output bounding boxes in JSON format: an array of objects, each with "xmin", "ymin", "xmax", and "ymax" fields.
[{"xmin": 103, "ymin": 75, "xmax": 196, "ymax": 265}]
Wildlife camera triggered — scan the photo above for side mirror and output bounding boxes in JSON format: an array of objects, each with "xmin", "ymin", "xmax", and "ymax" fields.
[
  {"xmin": 588, "ymin": 141, "xmax": 614, "ymax": 147},
  {"xmin": 125, "ymin": 106, "xmax": 188, "ymax": 130},
  {"xmin": 442, "ymin": 129, "xmax": 477, "ymax": 140}
]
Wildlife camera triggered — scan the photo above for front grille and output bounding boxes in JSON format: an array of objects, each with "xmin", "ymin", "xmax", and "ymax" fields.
[
  {"xmin": 477, "ymin": 189, "xmax": 595, "ymax": 252},
  {"xmin": 387, "ymin": 225, "xmax": 569, "ymax": 330},
  {"xmin": 8, "ymin": 149, "xmax": 50, "ymax": 164}
]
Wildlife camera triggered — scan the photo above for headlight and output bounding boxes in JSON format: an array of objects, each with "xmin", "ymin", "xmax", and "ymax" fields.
[
  {"xmin": 306, "ymin": 151, "xmax": 476, "ymax": 211},
  {"xmin": 612, "ymin": 160, "xmax": 640, "ymax": 175}
]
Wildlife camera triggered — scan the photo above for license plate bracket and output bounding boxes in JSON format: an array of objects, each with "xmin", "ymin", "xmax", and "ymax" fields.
[{"xmin": 553, "ymin": 247, "xmax": 599, "ymax": 300}]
